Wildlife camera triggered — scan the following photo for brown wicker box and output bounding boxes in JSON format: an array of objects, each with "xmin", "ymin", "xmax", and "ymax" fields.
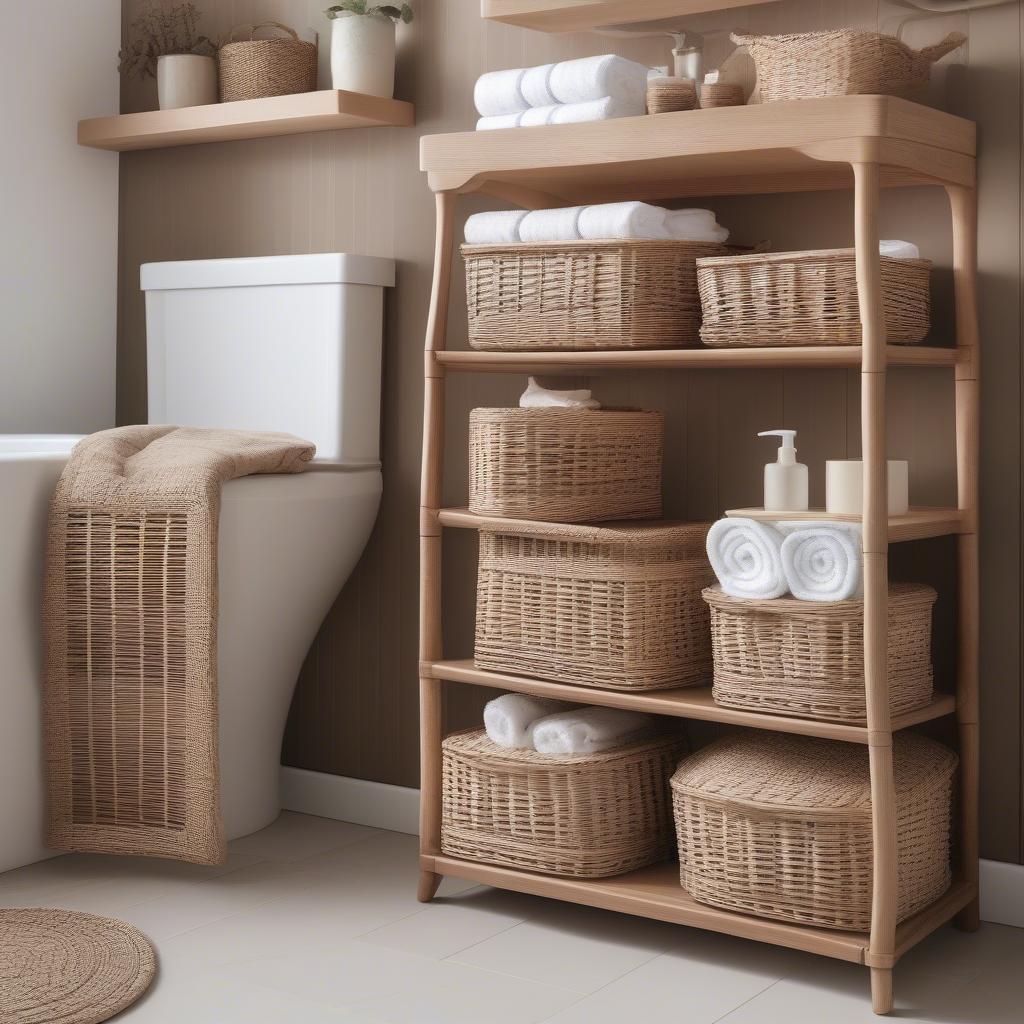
[
  {"xmin": 468, "ymin": 407, "xmax": 663, "ymax": 523},
  {"xmin": 703, "ymin": 583, "xmax": 936, "ymax": 723},
  {"xmin": 442, "ymin": 728, "xmax": 686, "ymax": 877},
  {"xmin": 697, "ymin": 249, "xmax": 931, "ymax": 347},
  {"xmin": 218, "ymin": 22, "xmax": 317, "ymax": 102},
  {"xmin": 464, "ymin": 239, "xmax": 728, "ymax": 351},
  {"xmin": 475, "ymin": 521, "xmax": 714, "ymax": 691},
  {"xmin": 671, "ymin": 732, "xmax": 957, "ymax": 930}
]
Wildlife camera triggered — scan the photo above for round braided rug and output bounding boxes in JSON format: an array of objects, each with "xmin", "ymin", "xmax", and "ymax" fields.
[{"xmin": 0, "ymin": 909, "xmax": 156, "ymax": 1024}]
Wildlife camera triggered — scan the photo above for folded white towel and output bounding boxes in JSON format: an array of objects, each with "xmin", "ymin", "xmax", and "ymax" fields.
[
  {"xmin": 518, "ymin": 104, "xmax": 558, "ymax": 127},
  {"xmin": 520, "ymin": 377, "xmax": 600, "ymax": 409},
  {"xmin": 476, "ymin": 112, "xmax": 523, "ymax": 132},
  {"xmin": 474, "ymin": 67, "xmax": 529, "ymax": 118},
  {"xmin": 519, "ymin": 206, "xmax": 584, "ymax": 243},
  {"xmin": 549, "ymin": 95, "xmax": 644, "ymax": 123},
  {"xmin": 548, "ymin": 54, "xmax": 650, "ymax": 106},
  {"xmin": 781, "ymin": 524, "xmax": 863, "ymax": 602},
  {"xmin": 665, "ymin": 209, "xmax": 730, "ymax": 243},
  {"xmin": 521, "ymin": 62, "xmax": 557, "ymax": 107},
  {"xmin": 578, "ymin": 201, "xmax": 670, "ymax": 241},
  {"xmin": 484, "ymin": 693, "xmax": 573, "ymax": 749},
  {"xmin": 531, "ymin": 706, "xmax": 659, "ymax": 755},
  {"xmin": 879, "ymin": 239, "xmax": 921, "ymax": 260},
  {"xmin": 464, "ymin": 210, "xmax": 528, "ymax": 245},
  {"xmin": 706, "ymin": 517, "xmax": 788, "ymax": 600}
]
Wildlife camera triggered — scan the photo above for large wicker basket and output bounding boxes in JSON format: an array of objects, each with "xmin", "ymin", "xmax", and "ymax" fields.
[
  {"xmin": 671, "ymin": 732, "xmax": 957, "ymax": 930},
  {"xmin": 442, "ymin": 729, "xmax": 685, "ymax": 877},
  {"xmin": 218, "ymin": 22, "xmax": 317, "ymax": 102},
  {"xmin": 732, "ymin": 30, "xmax": 966, "ymax": 102},
  {"xmin": 469, "ymin": 407, "xmax": 663, "ymax": 522},
  {"xmin": 464, "ymin": 239, "xmax": 728, "ymax": 351},
  {"xmin": 704, "ymin": 583, "xmax": 936, "ymax": 723},
  {"xmin": 475, "ymin": 521, "xmax": 714, "ymax": 691},
  {"xmin": 697, "ymin": 249, "xmax": 931, "ymax": 347}
]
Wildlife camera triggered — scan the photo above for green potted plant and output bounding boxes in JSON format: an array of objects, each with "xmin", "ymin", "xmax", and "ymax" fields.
[{"xmin": 325, "ymin": 2, "xmax": 413, "ymax": 99}]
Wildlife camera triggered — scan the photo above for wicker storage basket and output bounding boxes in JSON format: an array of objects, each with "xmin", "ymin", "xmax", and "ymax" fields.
[
  {"xmin": 468, "ymin": 407, "xmax": 663, "ymax": 522},
  {"xmin": 442, "ymin": 728, "xmax": 686, "ymax": 877},
  {"xmin": 475, "ymin": 521, "xmax": 714, "ymax": 691},
  {"xmin": 697, "ymin": 249, "xmax": 931, "ymax": 347},
  {"xmin": 732, "ymin": 30, "xmax": 966, "ymax": 102},
  {"xmin": 464, "ymin": 239, "xmax": 728, "ymax": 351},
  {"xmin": 218, "ymin": 22, "xmax": 317, "ymax": 102},
  {"xmin": 704, "ymin": 583, "xmax": 936, "ymax": 723},
  {"xmin": 671, "ymin": 731, "xmax": 957, "ymax": 930}
]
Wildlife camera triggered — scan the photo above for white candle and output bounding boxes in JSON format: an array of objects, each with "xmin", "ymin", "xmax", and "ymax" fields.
[{"xmin": 825, "ymin": 460, "xmax": 909, "ymax": 517}]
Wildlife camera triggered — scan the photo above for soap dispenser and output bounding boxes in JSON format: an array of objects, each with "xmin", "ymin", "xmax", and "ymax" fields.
[{"xmin": 758, "ymin": 430, "xmax": 809, "ymax": 512}]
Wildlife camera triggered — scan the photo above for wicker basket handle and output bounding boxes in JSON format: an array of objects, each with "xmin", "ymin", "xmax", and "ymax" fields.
[
  {"xmin": 223, "ymin": 21, "xmax": 302, "ymax": 45},
  {"xmin": 915, "ymin": 31, "xmax": 967, "ymax": 65}
]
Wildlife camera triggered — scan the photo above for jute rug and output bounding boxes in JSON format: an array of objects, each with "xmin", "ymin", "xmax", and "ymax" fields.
[
  {"xmin": 0, "ymin": 908, "xmax": 155, "ymax": 1024},
  {"xmin": 44, "ymin": 426, "xmax": 314, "ymax": 865}
]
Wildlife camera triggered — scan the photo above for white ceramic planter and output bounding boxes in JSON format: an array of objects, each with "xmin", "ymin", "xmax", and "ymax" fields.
[
  {"xmin": 157, "ymin": 54, "xmax": 217, "ymax": 110},
  {"xmin": 330, "ymin": 13, "xmax": 396, "ymax": 98}
]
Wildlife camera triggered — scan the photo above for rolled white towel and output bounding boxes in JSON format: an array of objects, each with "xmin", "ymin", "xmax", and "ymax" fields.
[
  {"xmin": 519, "ymin": 104, "xmax": 558, "ymax": 127},
  {"xmin": 519, "ymin": 206, "xmax": 584, "ymax": 243},
  {"xmin": 464, "ymin": 210, "xmax": 528, "ymax": 245},
  {"xmin": 578, "ymin": 201, "xmax": 670, "ymax": 241},
  {"xmin": 666, "ymin": 209, "xmax": 730, "ymax": 243},
  {"xmin": 532, "ymin": 706, "xmax": 659, "ymax": 755},
  {"xmin": 548, "ymin": 94, "xmax": 645, "ymax": 123},
  {"xmin": 781, "ymin": 524, "xmax": 863, "ymax": 602},
  {"xmin": 484, "ymin": 693, "xmax": 573, "ymax": 749},
  {"xmin": 880, "ymin": 239, "xmax": 921, "ymax": 260},
  {"xmin": 520, "ymin": 376, "xmax": 600, "ymax": 409},
  {"xmin": 549, "ymin": 54, "xmax": 650, "ymax": 106},
  {"xmin": 706, "ymin": 517, "xmax": 788, "ymax": 600},
  {"xmin": 474, "ymin": 67, "xmax": 528, "ymax": 117},
  {"xmin": 476, "ymin": 112, "xmax": 523, "ymax": 132},
  {"xmin": 521, "ymin": 63, "xmax": 557, "ymax": 107}
]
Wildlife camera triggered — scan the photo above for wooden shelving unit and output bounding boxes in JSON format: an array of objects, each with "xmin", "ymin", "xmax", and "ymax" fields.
[{"xmin": 417, "ymin": 95, "xmax": 979, "ymax": 1016}]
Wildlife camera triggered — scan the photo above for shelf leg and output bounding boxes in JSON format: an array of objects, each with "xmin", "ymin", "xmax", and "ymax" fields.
[{"xmin": 871, "ymin": 968, "xmax": 894, "ymax": 1016}]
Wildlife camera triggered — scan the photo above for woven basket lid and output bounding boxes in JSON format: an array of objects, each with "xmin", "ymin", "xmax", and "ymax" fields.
[
  {"xmin": 671, "ymin": 732, "xmax": 956, "ymax": 813},
  {"xmin": 695, "ymin": 248, "xmax": 931, "ymax": 270},
  {"xmin": 702, "ymin": 581, "xmax": 937, "ymax": 615},
  {"xmin": 481, "ymin": 518, "xmax": 710, "ymax": 550}
]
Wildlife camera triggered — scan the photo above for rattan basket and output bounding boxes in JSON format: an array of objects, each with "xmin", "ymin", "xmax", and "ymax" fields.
[
  {"xmin": 468, "ymin": 407, "xmax": 663, "ymax": 522},
  {"xmin": 218, "ymin": 22, "xmax": 317, "ymax": 102},
  {"xmin": 732, "ymin": 30, "xmax": 966, "ymax": 102},
  {"xmin": 671, "ymin": 731, "xmax": 957, "ymax": 930},
  {"xmin": 442, "ymin": 728, "xmax": 686, "ymax": 877},
  {"xmin": 697, "ymin": 249, "xmax": 931, "ymax": 347},
  {"xmin": 475, "ymin": 520, "xmax": 714, "ymax": 691},
  {"xmin": 704, "ymin": 583, "xmax": 936, "ymax": 723},
  {"xmin": 464, "ymin": 239, "xmax": 728, "ymax": 351}
]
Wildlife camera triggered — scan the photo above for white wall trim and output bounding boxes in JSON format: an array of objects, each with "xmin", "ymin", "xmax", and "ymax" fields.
[{"xmin": 980, "ymin": 859, "xmax": 1024, "ymax": 928}]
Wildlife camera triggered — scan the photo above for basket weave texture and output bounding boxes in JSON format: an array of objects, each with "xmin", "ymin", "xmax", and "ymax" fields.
[
  {"xmin": 464, "ymin": 239, "xmax": 728, "ymax": 351},
  {"xmin": 733, "ymin": 30, "xmax": 966, "ymax": 102},
  {"xmin": 704, "ymin": 583, "xmax": 936, "ymax": 723},
  {"xmin": 697, "ymin": 249, "xmax": 931, "ymax": 347},
  {"xmin": 475, "ymin": 520, "xmax": 714, "ymax": 691},
  {"xmin": 468, "ymin": 407, "xmax": 663, "ymax": 522},
  {"xmin": 442, "ymin": 729, "xmax": 686, "ymax": 877},
  {"xmin": 671, "ymin": 731, "xmax": 957, "ymax": 930},
  {"xmin": 218, "ymin": 22, "xmax": 317, "ymax": 102}
]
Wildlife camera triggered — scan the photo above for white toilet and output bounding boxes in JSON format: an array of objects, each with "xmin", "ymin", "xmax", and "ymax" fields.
[{"xmin": 142, "ymin": 253, "xmax": 394, "ymax": 839}]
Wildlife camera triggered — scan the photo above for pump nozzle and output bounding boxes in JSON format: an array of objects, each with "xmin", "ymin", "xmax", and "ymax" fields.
[{"xmin": 758, "ymin": 429, "xmax": 798, "ymax": 466}]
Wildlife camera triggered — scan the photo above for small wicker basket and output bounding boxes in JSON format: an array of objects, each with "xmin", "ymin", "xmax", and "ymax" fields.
[
  {"xmin": 671, "ymin": 731, "xmax": 957, "ymax": 930},
  {"xmin": 732, "ymin": 29, "xmax": 966, "ymax": 102},
  {"xmin": 464, "ymin": 239, "xmax": 728, "ymax": 351},
  {"xmin": 697, "ymin": 249, "xmax": 931, "ymax": 347},
  {"xmin": 218, "ymin": 22, "xmax": 317, "ymax": 103},
  {"xmin": 468, "ymin": 407, "xmax": 663, "ymax": 522},
  {"xmin": 442, "ymin": 729, "xmax": 686, "ymax": 877},
  {"xmin": 475, "ymin": 520, "xmax": 714, "ymax": 691},
  {"xmin": 703, "ymin": 583, "xmax": 936, "ymax": 723}
]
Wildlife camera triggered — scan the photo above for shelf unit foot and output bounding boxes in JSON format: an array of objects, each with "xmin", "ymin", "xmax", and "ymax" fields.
[
  {"xmin": 871, "ymin": 967, "xmax": 894, "ymax": 1015},
  {"xmin": 954, "ymin": 899, "xmax": 980, "ymax": 932},
  {"xmin": 418, "ymin": 870, "xmax": 443, "ymax": 903}
]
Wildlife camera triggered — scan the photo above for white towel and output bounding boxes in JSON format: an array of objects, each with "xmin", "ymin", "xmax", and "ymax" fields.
[
  {"xmin": 484, "ymin": 693, "xmax": 573, "ymax": 749},
  {"xmin": 548, "ymin": 54, "xmax": 650, "ymax": 106},
  {"xmin": 879, "ymin": 239, "xmax": 921, "ymax": 260},
  {"xmin": 781, "ymin": 524, "xmax": 863, "ymax": 602},
  {"xmin": 464, "ymin": 210, "xmax": 528, "ymax": 245},
  {"xmin": 549, "ymin": 95, "xmax": 644, "ymax": 123},
  {"xmin": 531, "ymin": 706, "xmax": 659, "ymax": 755},
  {"xmin": 706, "ymin": 517, "xmax": 788, "ymax": 600},
  {"xmin": 519, "ymin": 206, "xmax": 584, "ymax": 243},
  {"xmin": 578, "ymin": 201, "xmax": 670, "ymax": 241},
  {"xmin": 521, "ymin": 63, "xmax": 557, "ymax": 107},
  {"xmin": 666, "ymin": 209, "xmax": 730, "ymax": 243},
  {"xmin": 476, "ymin": 112, "xmax": 523, "ymax": 132},
  {"xmin": 520, "ymin": 377, "xmax": 600, "ymax": 409},
  {"xmin": 474, "ymin": 67, "xmax": 529, "ymax": 117}
]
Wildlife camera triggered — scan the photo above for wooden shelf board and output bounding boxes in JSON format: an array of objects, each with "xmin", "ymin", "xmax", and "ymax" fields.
[
  {"xmin": 726, "ymin": 507, "xmax": 965, "ymax": 542},
  {"xmin": 78, "ymin": 89, "xmax": 414, "ymax": 152},
  {"xmin": 425, "ymin": 658, "xmax": 957, "ymax": 743},
  {"xmin": 481, "ymin": 0, "xmax": 778, "ymax": 32},
  {"xmin": 434, "ymin": 345, "xmax": 959, "ymax": 374},
  {"xmin": 421, "ymin": 96, "xmax": 975, "ymax": 201}
]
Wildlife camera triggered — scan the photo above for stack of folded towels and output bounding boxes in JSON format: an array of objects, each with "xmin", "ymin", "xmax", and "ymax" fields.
[
  {"xmin": 465, "ymin": 202, "xmax": 729, "ymax": 245},
  {"xmin": 475, "ymin": 54, "xmax": 650, "ymax": 130},
  {"xmin": 484, "ymin": 694, "xmax": 660, "ymax": 754}
]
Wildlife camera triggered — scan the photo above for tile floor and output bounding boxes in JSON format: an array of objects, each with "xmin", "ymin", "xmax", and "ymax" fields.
[{"xmin": 2, "ymin": 811, "xmax": 1021, "ymax": 1023}]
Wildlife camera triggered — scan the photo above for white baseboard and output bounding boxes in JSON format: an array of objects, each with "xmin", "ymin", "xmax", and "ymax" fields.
[{"xmin": 281, "ymin": 768, "xmax": 1024, "ymax": 928}]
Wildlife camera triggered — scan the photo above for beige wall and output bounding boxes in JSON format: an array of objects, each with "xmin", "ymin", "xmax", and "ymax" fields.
[{"xmin": 116, "ymin": 1, "xmax": 1023, "ymax": 862}]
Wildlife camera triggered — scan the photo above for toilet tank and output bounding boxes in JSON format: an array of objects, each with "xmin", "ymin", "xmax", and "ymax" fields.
[{"xmin": 141, "ymin": 253, "xmax": 395, "ymax": 464}]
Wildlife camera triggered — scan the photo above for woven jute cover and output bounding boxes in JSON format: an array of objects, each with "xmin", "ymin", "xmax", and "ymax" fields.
[
  {"xmin": 0, "ymin": 909, "xmax": 155, "ymax": 1024},
  {"xmin": 44, "ymin": 426, "xmax": 314, "ymax": 865},
  {"xmin": 671, "ymin": 732, "xmax": 957, "ymax": 931}
]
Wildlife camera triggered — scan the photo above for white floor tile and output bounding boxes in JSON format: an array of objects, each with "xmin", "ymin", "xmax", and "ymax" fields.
[{"xmin": 226, "ymin": 811, "xmax": 380, "ymax": 862}]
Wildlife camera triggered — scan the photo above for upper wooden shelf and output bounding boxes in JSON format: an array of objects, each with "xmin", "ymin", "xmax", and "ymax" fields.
[
  {"xmin": 420, "ymin": 96, "xmax": 975, "ymax": 202},
  {"xmin": 78, "ymin": 89, "xmax": 414, "ymax": 152}
]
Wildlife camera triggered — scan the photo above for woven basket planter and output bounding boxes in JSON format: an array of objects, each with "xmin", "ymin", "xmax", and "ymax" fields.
[
  {"xmin": 697, "ymin": 249, "xmax": 931, "ymax": 347},
  {"xmin": 475, "ymin": 521, "xmax": 714, "ymax": 691},
  {"xmin": 703, "ymin": 583, "xmax": 936, "ymax": 723},
  {"xmin": 464, "ymin": 239, "xmax": 728, "ymax": 351},
  {"xmin": 468, "ymin": 407, "xmax": 663, "ymax": 522},
  {"xmin": 732, "ymin": 30, "xmax": 965, "ymax": 102},
  {"xmin": 218, "ymin": 22, "xmax": 317, "ymax": 102},
  {"xmin": 442, "ymin": 729, "xmax": 686, "ymax": 877},
  {"xmin": 671, "ymin": 731, "xmax": 957, "ymax": 931}
]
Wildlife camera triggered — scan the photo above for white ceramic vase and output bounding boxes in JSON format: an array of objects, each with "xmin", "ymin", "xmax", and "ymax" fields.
[
  {"xmin": 157, "ymin": 54, "xmax": 218, "ymax": 110},
  {"xmin": 330, "ymin": 13, "xmax": 397, "ymax": 98}
]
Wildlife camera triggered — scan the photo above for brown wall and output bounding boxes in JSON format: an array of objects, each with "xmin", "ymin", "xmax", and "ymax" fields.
[{"xmin": 116, "ymin": 1, "xmax": 1023, "ymax": 862}]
